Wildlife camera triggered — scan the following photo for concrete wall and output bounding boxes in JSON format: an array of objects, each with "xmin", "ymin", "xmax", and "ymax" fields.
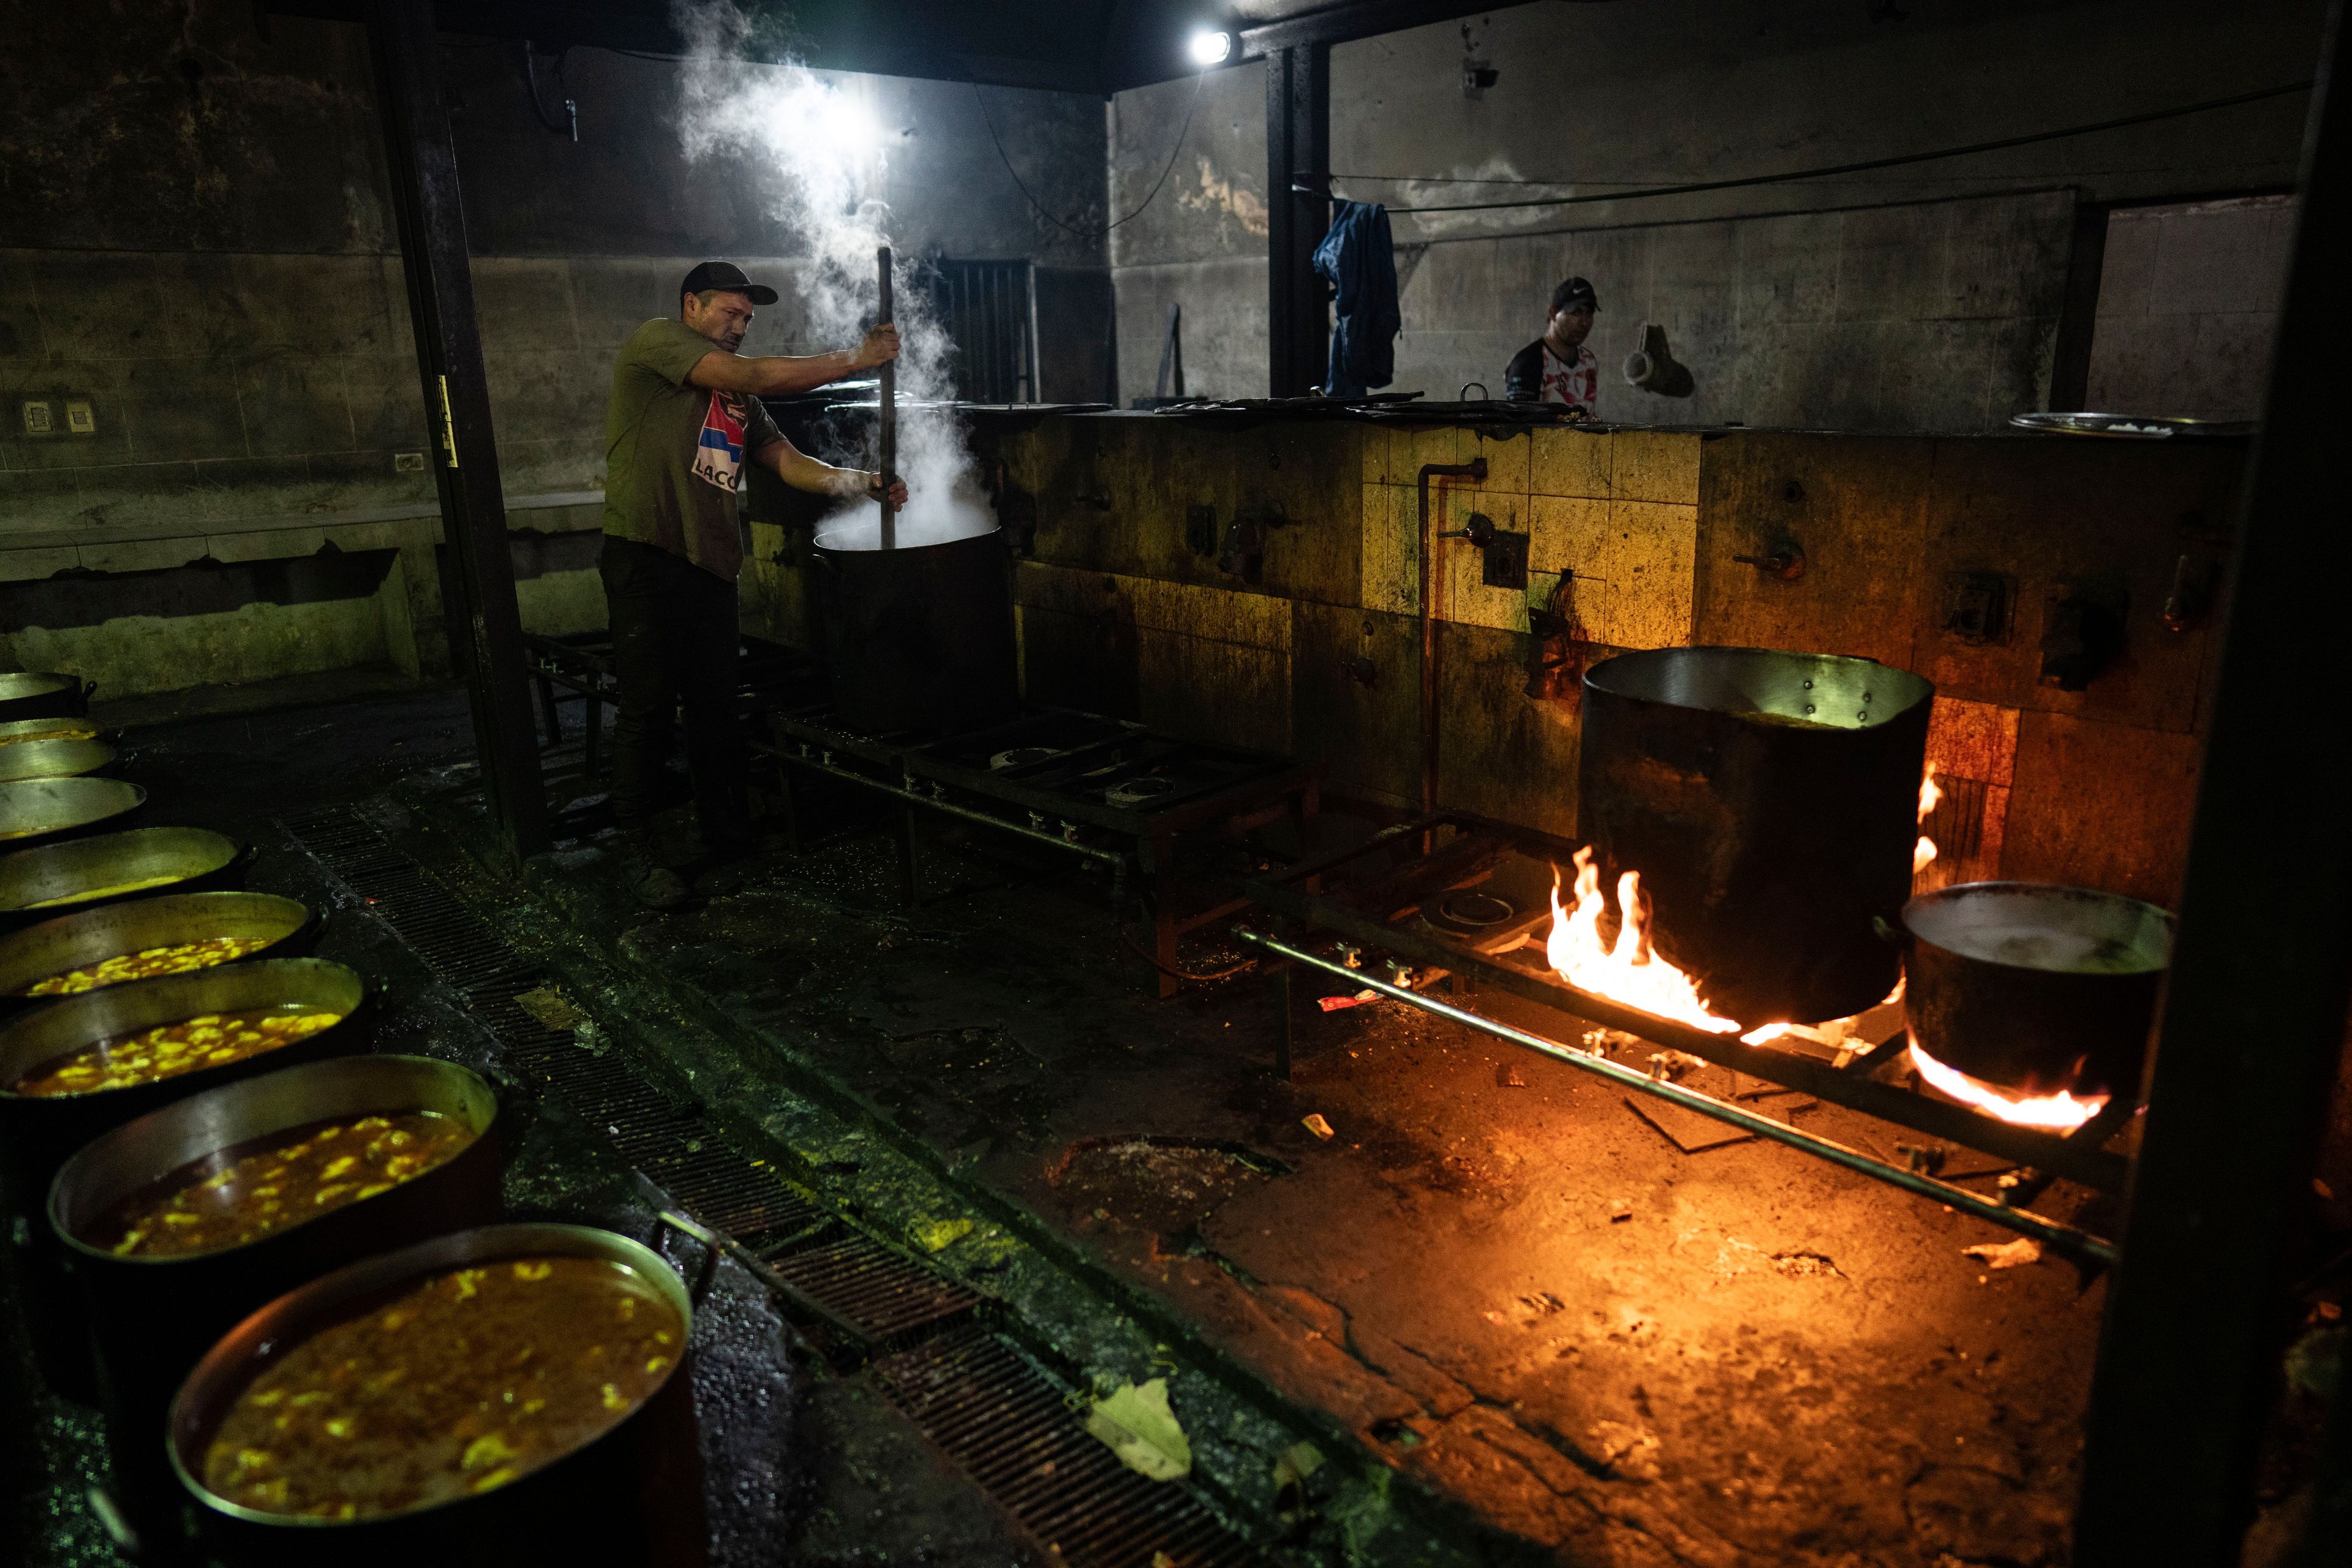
[
  {"xmin": 992, "ymin": 411, "xmax": 2237, "ymax": 908},
  {"xmin": 1109, "ymin": 0, "xmax": 2325, "ymax": 422},
  {"xmin": 2086, "ymin": 195, "xmax": 2297, "ymax": 421},
  {"xmin": 0, "ymin": 0, "xmax": 1111, "ymax": 695}
]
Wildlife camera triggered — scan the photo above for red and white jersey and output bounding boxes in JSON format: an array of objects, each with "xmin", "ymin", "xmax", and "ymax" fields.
[
  {"xmin": 1540, "ymin": 342, "xmax": 1599, "ymax": 409},
  {"xmin": 689, "ymin": 391, "xmax": 751, "ymax": 492}
]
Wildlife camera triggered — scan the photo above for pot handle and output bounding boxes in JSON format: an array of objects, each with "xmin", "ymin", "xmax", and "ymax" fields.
[{"xmin": 1871, "ymin": 914, "xmax": 1912, "ymax": 950}]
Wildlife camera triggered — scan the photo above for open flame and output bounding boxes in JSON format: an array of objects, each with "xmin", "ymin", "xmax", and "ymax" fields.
[
  {"xmin": 1909, "ymin": 1035, "xmax": 2108, "ymax": 1131},
  {"xmin": 1541, "ymin": 830, "xmax": 2107, "ymax": 1132},
  {"xmin": 1913, "ymin": 762, "xmax": 1942, "ymax": 875},
  {"xmin": 1545, "ymin": 849, "xmax": 1741, "ymax": 1034}
]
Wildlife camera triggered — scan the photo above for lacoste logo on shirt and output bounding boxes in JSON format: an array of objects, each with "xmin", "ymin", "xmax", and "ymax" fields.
[{"xmin": 690, "ymin": 392, "xmax": 748, "ymax": 491}]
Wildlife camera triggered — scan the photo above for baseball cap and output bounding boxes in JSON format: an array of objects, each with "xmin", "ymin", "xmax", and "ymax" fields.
[
  {"xmin": 1551, "ymin": 276, "xmax": 1599, "ymax": 314},
  {"xmin": 680, "ymin": 260, "xmax": 778, "ymax": 307}
]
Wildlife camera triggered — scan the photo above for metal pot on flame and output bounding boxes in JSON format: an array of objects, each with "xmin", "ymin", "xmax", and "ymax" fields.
[
  {"xmin": 1577, "ymin": 646, "xmax": 1935, "ymax": 1025},
  {"xmin": 1883, "ymin": 880, "xmax": 2174, "ymax": 1101}
]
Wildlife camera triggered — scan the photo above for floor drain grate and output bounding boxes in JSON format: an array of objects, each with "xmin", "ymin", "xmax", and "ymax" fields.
[
  {"xmin": 875, "ymin": 1324, "xmax": 1262, "ymax": 1568},
  {"xmin": 761, "ymin": 1235, "xmax": 978, "ymax": 1347}
]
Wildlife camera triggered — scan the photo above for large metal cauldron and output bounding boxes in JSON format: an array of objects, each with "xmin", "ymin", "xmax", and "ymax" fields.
[
  {"xmin": 0, "ymin": 776, "xmax": 146, "ymax": 851},
  {"xmin": 1578, "ymin": 646, "xmax": 1934, "ymax": 1025},
  {"xmin": 0, "ymin": 671, "xmax": 94, "ymax": 723},
  {"xmin": 51, "ymin": 1055, "xmax": 505, "ymax": 1540},
  {"xmin": 1891, "ymin": 881, "xmax": 2174, "ymax": 1098},
  {"xmin": 0, "ymin": 957, "xmax": 368, "ymax": 1399},
  {"xmin": 0, "ymin": 824, "xmax": 247, "ymax": 933},
  {"xmin": 812, "ymin": 524, "xmax": 1018, "ymax": 734},
  {"xmin": 0, "ymin": 890, "xmax": 318, "ymax": 1019},
  {"xmin": 170, "ymin": 1223, "xmax": 706, "ymax": 1568}
]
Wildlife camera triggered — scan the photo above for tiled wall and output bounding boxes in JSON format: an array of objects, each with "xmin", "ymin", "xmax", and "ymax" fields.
[{"xmin": 981, "ymin": 413, "xmax": 2237, "ymax": 905}]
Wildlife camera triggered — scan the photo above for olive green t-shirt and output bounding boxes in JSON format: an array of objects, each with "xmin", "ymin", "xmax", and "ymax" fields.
[{"xmin": 602, "ymin": 318, "xmax": 783, "ymax": 581}]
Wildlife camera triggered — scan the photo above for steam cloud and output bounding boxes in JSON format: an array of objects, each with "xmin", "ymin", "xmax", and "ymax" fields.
[{"xmin": 671, "ymin": 0, "xmax": 995, "ymax": 551}]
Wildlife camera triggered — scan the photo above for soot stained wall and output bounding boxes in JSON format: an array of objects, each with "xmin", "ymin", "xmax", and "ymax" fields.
[
  {"xmin": 1108, "ymin": 0, "xmax": 2324, "ymax": 424},
  {"xmin": 0, "ymin": 0, "xmax": 1112, "ymax": 544}
]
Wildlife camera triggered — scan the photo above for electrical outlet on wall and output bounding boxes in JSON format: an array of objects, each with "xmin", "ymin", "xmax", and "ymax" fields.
[
  {"xmin": 21, "ymin": 401, "xmax": 52, "ymax": 435},
  {"xmin": 393, "ymin": 451, "xmax": 426, "ymax": 472}
]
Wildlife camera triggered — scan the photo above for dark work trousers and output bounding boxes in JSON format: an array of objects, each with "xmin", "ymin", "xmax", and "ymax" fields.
[{"xmin": 599, "ymin": 535, "xmax": 747, "ymax": 844}]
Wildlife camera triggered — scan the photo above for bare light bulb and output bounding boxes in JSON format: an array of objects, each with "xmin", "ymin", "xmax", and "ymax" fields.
[{"xmin": 1188, "ymin": 29, "xmax": 1231, "ymax": 67}]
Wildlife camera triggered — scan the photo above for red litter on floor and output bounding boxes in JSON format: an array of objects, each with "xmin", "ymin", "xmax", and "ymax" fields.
[{"xmin": 1317, "ymin": 990, "xmax": 1379, "ymax": 1012}]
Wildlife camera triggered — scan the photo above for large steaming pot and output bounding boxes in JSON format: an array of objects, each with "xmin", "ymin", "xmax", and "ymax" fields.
[
  {"xmin": 812, "ymin": 524, "xmax": 1018, "ymax": 734},
  {"xmin": 1578, "ymin": 646, "xmax": 1934, "ymax": 1025},
  {"xmin": 1887, "ymin": 880, "xmax": 2173, "ymax": 1098}
]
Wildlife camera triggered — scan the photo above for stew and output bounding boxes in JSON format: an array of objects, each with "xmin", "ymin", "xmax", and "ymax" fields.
[
  {"xmin": 8, "ymin": 1009, "xmax": 343, "ymax": 1098},
  {"xmin": 202, "ymin": 1256, "xmax": 682, "ymax": 1519},
  {"xmin": 86, "ymin": 1110, "xmax": 478, "ymax": 1259},
  {"xmin": 21, "ymin": 935, "xmax": 276, "ymax": 997}
]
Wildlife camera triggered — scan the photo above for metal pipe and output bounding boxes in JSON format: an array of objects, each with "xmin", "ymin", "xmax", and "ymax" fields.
[
  {"xmin": 760, "ymin": 745, "xmax": 1129, "ymax": 867},
  {"xmin": 1232, "ymin": 925, "xmax": 2119, "ymax": 1266},
  {"xmin": 876, "ymin": 244, "xmax": 897, "ymax": 551},
  {"xmin": 634, "ymin": 1183, "xmax": 872, "ymax": 1355},
  {"xmin": 1417, "ymin": 457, "xmax": 1485, "ymax": 820}
]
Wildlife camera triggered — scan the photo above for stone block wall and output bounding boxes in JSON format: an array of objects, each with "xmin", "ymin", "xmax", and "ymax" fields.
[{"xmin": 983, "ymin": 412, "xmax": 2237, "ymax": 907}]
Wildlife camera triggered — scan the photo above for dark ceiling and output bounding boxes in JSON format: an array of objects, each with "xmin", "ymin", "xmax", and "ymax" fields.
[{"xmin": 273, "ymin": 0, "xmax": 1517, "ymax": 94}]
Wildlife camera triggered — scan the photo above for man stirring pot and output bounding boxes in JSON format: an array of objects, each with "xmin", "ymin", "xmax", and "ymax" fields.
[{"xmin": 600, "ymin": 260, "xmax": 908, "ymax": 908}]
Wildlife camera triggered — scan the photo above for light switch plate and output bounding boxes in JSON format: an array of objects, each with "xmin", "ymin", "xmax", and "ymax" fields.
[
  {"xmin": 21, "ymin": 401, "xmax": 52, "ymax": 435},
  {"xmin": 393, "ymin": 451, "xmax": 426, "ymax": 472},
  {"xmin": 65, "ymin": 400, "xmax": 94, "ymax": 434}
]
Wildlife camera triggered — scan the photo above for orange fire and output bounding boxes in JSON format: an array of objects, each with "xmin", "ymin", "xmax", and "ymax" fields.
[
  {"xmin": 1913, "ymin": 763, "xmax": 1943, "ymax": 875},
  {"xmin": 1542, "ymin": 834, "xmax": 2105, "ymax": 1132},
  {"xmin": 1545, "ymin": 849, "xmax": 1741, "ymax": 1035},
  {"xmin": 1909, "ymin": 1035, "xmax": 2108, "ymax": 1131}
]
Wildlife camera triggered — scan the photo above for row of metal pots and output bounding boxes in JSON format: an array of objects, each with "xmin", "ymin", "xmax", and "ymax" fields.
[{"xmin": 0, "ymin": 676, "xmax": 701, "ymax": 1566}]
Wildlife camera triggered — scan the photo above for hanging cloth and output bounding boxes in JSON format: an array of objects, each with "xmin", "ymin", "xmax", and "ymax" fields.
[{"xmin": 1311, "ymin": 198, "xmax": 1400, "ymax": 398}]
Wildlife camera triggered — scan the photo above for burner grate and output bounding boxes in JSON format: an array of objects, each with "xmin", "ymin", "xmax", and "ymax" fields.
[{"xmin": 875, "ymin": 1324, "xmax": 1262, "ymax": 1568}]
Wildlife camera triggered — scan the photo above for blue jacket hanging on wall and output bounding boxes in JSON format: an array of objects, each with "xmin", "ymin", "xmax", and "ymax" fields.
[{"xmin": 1312, "ymin": 199, "xmax": 1399, "ymax": 398}]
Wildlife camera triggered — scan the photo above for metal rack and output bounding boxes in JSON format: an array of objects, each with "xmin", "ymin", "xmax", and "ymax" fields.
[{"xmin": 762, "ymin": 704, "xmax": 1320, "ymax": 997}]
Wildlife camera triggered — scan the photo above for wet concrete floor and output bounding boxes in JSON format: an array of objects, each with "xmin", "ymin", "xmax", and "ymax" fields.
[{"xmin": 427, "ymin": 700, "xmax": 2132, "ymax": 1568}]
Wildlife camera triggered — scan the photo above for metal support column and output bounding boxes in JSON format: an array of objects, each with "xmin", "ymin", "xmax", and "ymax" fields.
[
  {"xmin": 365, "ymin": 0, "xmax": 549, "ymax": 860},
  {"xmin": 1264, "ymin": 42, "xmax": 1329, "ymax": 398},
  {"xmin": 2075, "ymin": 5, "xmax": 2352, "ymax": 1560}
]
